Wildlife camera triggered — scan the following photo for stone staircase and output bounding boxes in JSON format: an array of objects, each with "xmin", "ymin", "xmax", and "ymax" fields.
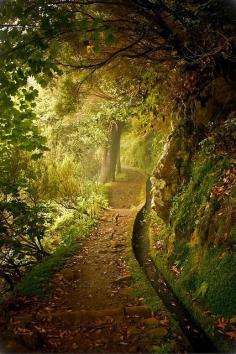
[{"xmin": 8, "ymin": 305, "xmax": 172, "ymax": 353}]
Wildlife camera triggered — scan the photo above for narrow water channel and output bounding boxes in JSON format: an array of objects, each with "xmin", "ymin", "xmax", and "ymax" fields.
[{"xmin": 132, "ymin": 180, "xmax": 217, "ymax": 353}]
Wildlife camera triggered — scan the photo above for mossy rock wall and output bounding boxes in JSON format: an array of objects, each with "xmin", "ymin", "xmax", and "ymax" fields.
[
  {"xmin": 151, "ymin": 81, "xmax": 236, "ymax": 317},
  {"xmin": 152, "ymin": 77, "xmax": 236, "ymax": 222},
  {"xmin": 168, "ymin": 136, "xmax": 236, "ymax": 315},
  {"xmin": 151, "ymin": 125, "xmax": 196, "ymax": 221}
]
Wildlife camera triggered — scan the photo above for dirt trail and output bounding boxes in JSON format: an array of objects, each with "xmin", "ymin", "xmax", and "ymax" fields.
[{"xmin": 3, "ymin": 169, "xmax": 187, "ymax": 353}]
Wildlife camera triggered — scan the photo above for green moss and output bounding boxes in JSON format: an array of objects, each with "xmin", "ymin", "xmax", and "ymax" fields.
[
  {"xmin": 167, "ymin": 148, "xmax": 236, "ymax": 316},
  {"xmin": 167, "ymin": 245, "xmax": 236, "ymax": 316},
  {"xmin": 179, "ymin": 247, "xmax": 236, "ymax": 316},
  {"xmin": 155, "ymin": 217, "xmax": 236, "ymax": 316},
  {"xmin": 127, "ymin": 210, "xmax": 165, "ymax": 312},
  {"xmin": 168, "ymin": 241, "xmax": 190, "ymax": 266},
  {"xmin": 171, "ymin": 155, "xmax": 232, "ymax": 237},
  {"xmin": 129, "ymin": 255, "xmax": 164, "ymax": 312},
  {"xmin": 151, "ymin": 250, "xmax": 229, "ymax": 352},
  {"xmin": 148, "ymin": 212, "xmax": 232, "ymax": 351},
  {"xmin": 146, "ymin": 116, "xmax": 235, "ymax": 352},
  {"xmin": 153, "ymin": 342, "xmax": 178, "ymax": 354}
]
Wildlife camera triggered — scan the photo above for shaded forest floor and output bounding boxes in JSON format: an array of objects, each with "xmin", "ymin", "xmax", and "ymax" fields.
[{"xmin": 1, "ymin": 169, "xmax": 188, "ymax": 353}]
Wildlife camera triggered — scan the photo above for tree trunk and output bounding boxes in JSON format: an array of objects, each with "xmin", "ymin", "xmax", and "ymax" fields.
[
  {"xmin": 99, "ymin": 121, "xmax": 123, "ymax": 183},
  {"xmin": 110, "ymin": 121, "xmax": 122, "ymax": 181},
  {"xmin": 99, "ymin": 147, "xmax": 111, "ymax": 183},
  {"xmin": 116, "ymin": 149, "xmax": 122, "ymax": 174}
]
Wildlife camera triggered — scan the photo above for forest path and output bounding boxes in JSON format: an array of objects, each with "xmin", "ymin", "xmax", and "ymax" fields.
[{"xmin": 4, "ymin": 169, "xmax": 187, "ymax": 353}]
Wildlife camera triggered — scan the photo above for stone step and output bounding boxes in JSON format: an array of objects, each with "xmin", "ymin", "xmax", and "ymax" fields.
[
  {"xmin": 124, "ymin": 305, "xmax": 152, "ymax": 317},
  {"xmin": 11, "ymin": 305, "xmax": 154, "ymax": 329},
  {"xmin": 9, "ymin": 306, "xmax": 167, "ymax": 352},
  {"xmin": 52, "ymin": 307, "xmax": 125, "ymax": 326},
  {"xmin": 49, "ymin": 305, "xmax": 153, "ymax": 326}
]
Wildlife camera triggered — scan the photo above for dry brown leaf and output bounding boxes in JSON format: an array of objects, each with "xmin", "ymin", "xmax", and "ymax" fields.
[
  {"xmin": 226, "ymin": 331, "xmax": 236, "ymax": 341},
  {"xmin": 215, "ymin": 317, "xmax": 229, "ymax": 330},
  {"xmin": 159, "ymin": 318, "xmax": 169, "ymax": 327}
]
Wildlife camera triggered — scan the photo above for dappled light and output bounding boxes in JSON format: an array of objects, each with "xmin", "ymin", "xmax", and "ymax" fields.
[{"xmin": 0, "ymin": 1, "xmax": 236, "ymax": 353}]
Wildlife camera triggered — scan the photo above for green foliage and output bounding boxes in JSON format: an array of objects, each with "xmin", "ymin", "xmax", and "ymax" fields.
[
  {"xmin": 199, "ymin": 118, "xmax": 236, "ymax": 156},
  {"xmin": 0, "ymin": 143, "xmax": 52, "ymax": 289},
  {"xmin": 195, "ymin": 281, "xmax": 208, "ymax": 298},
  {"xmin": 168, "ymin": 242, "xmax": 190, "ymax": 267},
  {"xmin": 0, "ymin": 77, "xmax": 109, "ymax": 292},
  {"xmin": 0, "ymin": 0, "xmax": 118, "ymax": 155},
  {"xmin": 15, "ymin": 158, "xmax": 108, "ymax": 296},
  {"xmin": 121, "ymin": 132, "xmax": 167, "ymax": 174},
  {"xmin": 135, "ymin": 65, "xmax": 175, "ymax": 123}
]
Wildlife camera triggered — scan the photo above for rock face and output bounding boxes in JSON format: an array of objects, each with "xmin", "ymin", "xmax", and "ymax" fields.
[
  {"xmin": 191, "ymin": 195, "xmax": 236, "ymax": 247},
  {"xmin": 151, "ymin": 77, "xmax": 236, "ymax": 223},
  {"xmin": 150, "ymin": 77, "xmax": 236, "ymax": 317},
  {"xmin": 151, "ymin": 126, "xmax": 194, "ymax": 221}
]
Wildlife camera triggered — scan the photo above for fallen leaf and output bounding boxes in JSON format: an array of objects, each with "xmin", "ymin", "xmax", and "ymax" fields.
[
  {"xmin": 215, "ymin": 317, "xmax": 229, "ymax": 330},
  {"xmin": 159, "ymin": 318, "xmax": 169, "ymax": 327},
  {"xmin": 226, "ymin": 331, "xmax": 236, "ymax": 341}
]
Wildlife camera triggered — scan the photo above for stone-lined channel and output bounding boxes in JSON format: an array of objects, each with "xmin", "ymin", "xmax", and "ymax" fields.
[{"xmin": 132, "ymin": 179, "xmax": 218, "ymax": 353}]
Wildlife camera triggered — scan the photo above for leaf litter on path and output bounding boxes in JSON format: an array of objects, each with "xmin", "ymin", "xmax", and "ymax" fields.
[{"xmin": 4, "ymin": 169, "xmax": 188, "ymax": 353}]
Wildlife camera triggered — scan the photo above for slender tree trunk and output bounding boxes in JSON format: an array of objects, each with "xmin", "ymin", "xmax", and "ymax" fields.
[
  {"xmin": 116, "ymin": 149, "xmax": 122, "ymax": 174},
  {"xmin": 110, "ymin": 121, "xmax": 122, "ymax": 181},
  {"xmin": 99, "ymin": 121, "xmax": 123, "ymax": 183},
  {"xmin": 99, "ymin": 146, "xmax": 111, "ymax": 183}
]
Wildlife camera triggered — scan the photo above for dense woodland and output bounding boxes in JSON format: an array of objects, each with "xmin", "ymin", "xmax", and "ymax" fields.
[{"xmin": 0, "ymin": 0, "xmax": 236, "ymax": 353}]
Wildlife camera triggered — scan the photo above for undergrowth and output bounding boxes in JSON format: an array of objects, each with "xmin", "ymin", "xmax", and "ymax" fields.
[{"xmin": 17, "ymin": 184, "xmax": 109, "ymax": 296}]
